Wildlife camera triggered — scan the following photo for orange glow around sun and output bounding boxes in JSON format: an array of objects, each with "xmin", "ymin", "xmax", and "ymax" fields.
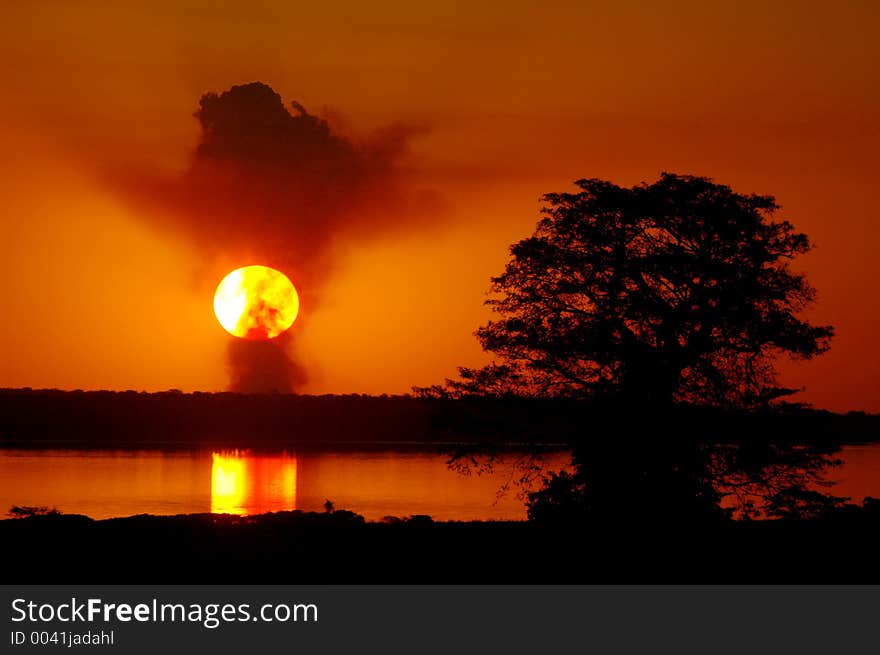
[{"xmin": 213, "ymin": 265, "xmax": 299, "ymax": 340}]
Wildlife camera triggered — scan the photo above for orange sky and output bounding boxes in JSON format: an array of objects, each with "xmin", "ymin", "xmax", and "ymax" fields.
[{"xmin": 1, "ymin": 1, "xmax": 878, "ymax": 411}]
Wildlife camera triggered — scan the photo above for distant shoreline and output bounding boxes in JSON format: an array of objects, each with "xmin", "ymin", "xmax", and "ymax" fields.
[{"xmin": 1, "ymin": 387, "xmax": 878, "ymax": 450}]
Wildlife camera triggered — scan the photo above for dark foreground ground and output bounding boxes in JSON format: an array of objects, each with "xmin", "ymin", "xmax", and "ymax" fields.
[{"xmin": 3, "ymin": 502, "xmax": 880, "ymax": 583}]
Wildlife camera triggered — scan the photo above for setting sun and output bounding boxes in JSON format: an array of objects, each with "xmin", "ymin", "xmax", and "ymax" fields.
[{"xmin": 213, "ymin": 265, "xmax": 299, "ymax": 340}]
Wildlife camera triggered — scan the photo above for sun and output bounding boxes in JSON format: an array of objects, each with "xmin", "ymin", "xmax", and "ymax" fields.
[{"xmin": 213, "ymin": 265, "xmax": 300, "ymax": 340}]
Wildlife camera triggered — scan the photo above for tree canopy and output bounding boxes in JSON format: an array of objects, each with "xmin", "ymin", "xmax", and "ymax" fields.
[{"xmin": 431, "ymin": 173, "xmax": 833, "ymax": 407}]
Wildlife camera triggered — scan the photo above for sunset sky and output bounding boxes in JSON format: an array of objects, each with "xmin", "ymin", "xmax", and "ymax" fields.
[{"xmin": 1, "ymin": 1, "xmax": 878, "ymax": 411}]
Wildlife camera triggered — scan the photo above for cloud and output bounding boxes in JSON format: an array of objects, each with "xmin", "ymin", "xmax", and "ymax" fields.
[{"xmin": 114, "ymin": 81, "xmax": 436, "ymax": 391}]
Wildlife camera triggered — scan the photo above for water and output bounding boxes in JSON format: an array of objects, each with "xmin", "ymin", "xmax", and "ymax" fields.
[
  {"xmin": 1, "ymin": 445, "xmax": 878, "ymax": 521},
  {"xmin": 824, "ymin": 444, "xmax": 880, "ymax": 502},
  {"xmin": 0, "ymin": 448, "xmax": 570, "ymax": 521}
]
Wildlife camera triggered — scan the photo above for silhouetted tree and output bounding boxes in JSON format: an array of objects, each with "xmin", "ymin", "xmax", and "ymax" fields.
[
  {"xmin": 710, "ymin": 440, "xmax": 848, "ymax": 519},
  {"xmin": 8, "ymin": 505, "xmax": 59, "ymax": 518},
  {"xmin": 429, "ymin": 173, "xmax": 832, "ymax": 408},
  {"xmin": 422, "ymin": 173, "xmax": 840, "ymax": 523}
]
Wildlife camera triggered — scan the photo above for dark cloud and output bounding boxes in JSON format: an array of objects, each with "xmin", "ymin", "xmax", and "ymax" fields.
[{"xmin": 115, "ymin": 81, "xmax": 436, "ymax": 392}]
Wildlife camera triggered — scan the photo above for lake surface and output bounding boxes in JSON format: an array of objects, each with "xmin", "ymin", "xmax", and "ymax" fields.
[
  {"xmin": 0, "ymin": 448, "xmax": 571, "ymax": 521},
  {"xmin": 1, "ymin": 445, "xmax": 878, "ymax": 521}
]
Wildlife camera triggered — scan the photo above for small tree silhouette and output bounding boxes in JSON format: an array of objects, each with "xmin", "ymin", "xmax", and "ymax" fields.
[{"xmin": 8, "ymin": 505, "xmax": 59, "ymax": 518}]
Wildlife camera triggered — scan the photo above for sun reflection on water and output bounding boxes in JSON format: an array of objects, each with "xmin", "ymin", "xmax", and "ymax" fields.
[{"xmin": 210, "ymin": 450, "xmax": 297, "ymax": 515}]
